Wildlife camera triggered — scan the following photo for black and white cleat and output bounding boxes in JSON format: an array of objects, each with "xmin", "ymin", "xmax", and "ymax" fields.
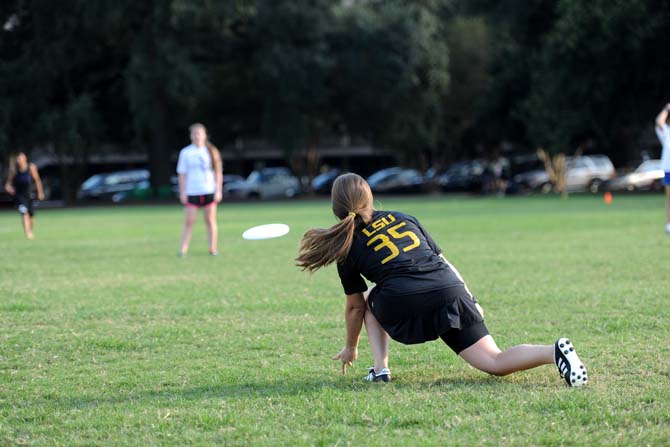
[
  {"xmin": 554, "ymin": 338, "xmax": 588, "ymax": 387},
  {"xmin": 363, "ymin": 367, "xmax": 392, "ymax": 383}
]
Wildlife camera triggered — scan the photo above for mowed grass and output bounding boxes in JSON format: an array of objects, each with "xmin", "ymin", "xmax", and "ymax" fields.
[{"xmin": 1, "ymin": 194, "xmax": 669, "ymax": 446}]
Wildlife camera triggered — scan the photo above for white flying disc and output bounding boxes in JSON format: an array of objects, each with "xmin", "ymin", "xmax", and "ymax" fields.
[{"xmin": 242, "ymin": 223, "xmax": 290, "ymax": 240}]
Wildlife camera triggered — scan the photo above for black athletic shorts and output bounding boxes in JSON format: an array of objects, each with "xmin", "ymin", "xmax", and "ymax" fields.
[
  {"xmin": 186, "ymin": 194, "xmax": 215, "ymax": 208},
  {"xmin": 15, "ymin": 195, "xmax": 35, "ymax": 217},
  {"xmin": 367, "ymin": 284, "xmax": 488, "ymax": 353},
  {"xmin": 439, "ymin": 321, "xmax": 489, "ymax": 354}
]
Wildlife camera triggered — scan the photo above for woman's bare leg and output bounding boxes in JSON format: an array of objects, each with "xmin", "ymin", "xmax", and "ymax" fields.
[
  {"xmin": 180, "ymin": 206, "xmax": 198, "ymax": 254},
  {"xmin": 203, "ymin": 203, "xmax": 218, "ymax": 253},
  {"xmin": 22, "ymin": 214, "xmax": 33, "ymax": 239},
  {"xmin": 363, "ymin": 287, "xmax": 389, "ymax": 373},
  {"xmin": 458, "ymin": 335, "xmax": 553, "ymax": 376},
  {"xmin": 364, "ymin": 309, "xmax": 389, "ymax": 372}
]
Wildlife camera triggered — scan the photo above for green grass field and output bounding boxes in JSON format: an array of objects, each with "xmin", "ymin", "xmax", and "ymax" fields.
[{"xmin": 1, "ymin": 195, "xmax": 669, "ymax": 446}]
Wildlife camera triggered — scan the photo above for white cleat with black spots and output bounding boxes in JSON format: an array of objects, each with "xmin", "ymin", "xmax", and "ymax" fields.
[{"xmin": 554, "ymin": 338, "xmax": 587, "ymax": 387}]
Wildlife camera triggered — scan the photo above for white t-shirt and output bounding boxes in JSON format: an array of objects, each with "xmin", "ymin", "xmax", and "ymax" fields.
[
  {"xmin": 176, "ymin": 144, "xmax": 216, "ymax": 195},
  {"xmin": 655, "ymin": 124, "xmax": 670, "ymax": 172}
]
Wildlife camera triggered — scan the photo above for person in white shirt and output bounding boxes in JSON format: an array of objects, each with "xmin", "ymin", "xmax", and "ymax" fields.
[
  {"xmin": 654, "ymin": 104, "xmax": 670, "ymax": 234},
  {"xmin": 176, "ymin": 123, "xmax": 223, "ymax": 255}
]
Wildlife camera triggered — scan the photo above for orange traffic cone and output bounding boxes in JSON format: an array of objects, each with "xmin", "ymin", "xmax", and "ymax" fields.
[{"xmin": 604, "ymin": 192, "xmax": 612, "ymax": 205}]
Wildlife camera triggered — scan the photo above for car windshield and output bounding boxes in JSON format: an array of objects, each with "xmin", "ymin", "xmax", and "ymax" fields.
[
  {"xmin": 81, "ymin": 175, "xmax": 104, "ymax": 190},
  {"xmin": 566, "ymin": 158, "xmax": 588, "ymax": 170},
  {"xmin": 312, "ymin": 171, "xmax": 336, "ymax": 187},
  {"xmin": 223, "ymin": 175, "xmax": 243, "ymax": 183},
  {"xmin": 510, "ymin": 155, "xmax": 544, "ymax": 175},
  {"xmin": 590, "ymin": 156, "xmax": 612, "ymax": 168},
  {"xmin": 636, "ymin": 160, "xmax": 661, "ymax": 172},
  {"xmin": 104, "ymin": 170, "xmax": 149, "ymax": 185},
  {"xmin": 368, "ymin": 169, "xmax": 400, "ymax": 184},
  {"xmin": 379, "ymin": 173, "xmax": 399, "ymax": 183},
  {"xmin": 447, "ymin": 162, "xmax": 480, "ymax": 176},
  {"xmin": 247, "ymin": 171, "xmax": 262, "ymax": 183},
  {"xmin": 400, "ymin": 170, "xmax": 420, "ymax": 181}
]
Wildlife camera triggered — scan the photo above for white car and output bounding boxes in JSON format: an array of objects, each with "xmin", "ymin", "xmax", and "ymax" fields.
[
  {"xmin": 607, "ymin": 160, "xmax": 665, "ymax": 192},
  {"xmin": 564, "ymin": 155, "xmax": 615, "ymax": 193},
  {"xmin": 514, "ymin": 155, "xmax": 615, "ymax": 193},
  {"xmin": 223, "ymin": 167, "xmax": 300, "ymax": 199}
]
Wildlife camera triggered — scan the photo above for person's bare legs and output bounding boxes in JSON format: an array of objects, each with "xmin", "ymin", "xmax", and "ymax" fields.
[
  {"xmin": 180, "ymin": 206, "xmax": 198, "ymax": 254},
  {"xmin": 665, "ymin": 186, "xmax": 670, "ymax": 231},
  {"xmin": 363, "ymin": 287, "xmax": 389, "ymax": 373},
  {"xmin": 22, "ymin": 213, "xmax": 33, "ymax": 239},
  {"xmin": 458, "ymin": 335, "xmax": 553, "ymax": 376},
  {"xmin": 364, "ymin": 309, "xmax": 389, "ymax": 372},
  {"xmin": 203, "ymin": 203, "xmax": 218, "ymax": 253}
]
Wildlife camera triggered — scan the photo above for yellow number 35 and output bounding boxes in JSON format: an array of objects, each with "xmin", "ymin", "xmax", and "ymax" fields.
[{"xmin": 366, "ymin": 222, "xmax": 421, "ymax": 264}]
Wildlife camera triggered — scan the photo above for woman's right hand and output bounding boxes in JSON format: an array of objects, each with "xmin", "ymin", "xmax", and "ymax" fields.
[
  {"xmin": 4, "ymin": 184, "xmax": 15, "ymax": 195},
  {"xmin": 332, "ymin": 346, "xmax": 358, "ymax": 375},
  {"xmin": 179, "ymin": 193, "xmax": 187, "ymax": 205}
]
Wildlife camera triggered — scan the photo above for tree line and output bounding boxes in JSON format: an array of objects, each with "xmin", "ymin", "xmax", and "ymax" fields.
[{"xmin": 2, "ymin": 0, "xmax": 669, "ymax": 200}]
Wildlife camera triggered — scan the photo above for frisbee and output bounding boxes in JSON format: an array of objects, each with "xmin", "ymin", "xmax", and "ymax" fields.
[{"xmin": 242, "ymin": 223, "xmax": 290, "ymax": 240}]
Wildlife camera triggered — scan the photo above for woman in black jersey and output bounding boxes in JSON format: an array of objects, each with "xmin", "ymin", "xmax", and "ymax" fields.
[
  {"xmin": 297, "ymin": 173, "xmax": 587, "ymax": 387},
  {"xmin": 4, "ymin": 152, "xmax": 45, "ymax": 240}
]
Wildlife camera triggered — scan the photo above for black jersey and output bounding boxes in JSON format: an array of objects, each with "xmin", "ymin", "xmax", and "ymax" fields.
[
  {"xmin": 337, "ymin": 210, "xmax": 465, "ymax": 296},
  {"xmin": 13, "ymin": 166, "xmax": 32, "ymax": 197}
]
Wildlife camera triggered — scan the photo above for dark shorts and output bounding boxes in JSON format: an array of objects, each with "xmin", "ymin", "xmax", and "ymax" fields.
[
  {"xmin": 367, "ymin": 284, "xmax": 488, "ymax": 353},
  {"xmin": 15, "ymin": 195, "xmax": 35, "ymax": 216},
  {"xmin": 439, "ymin": 321, "xmax": 489, "ymax": 354},
  {"xmin": 664, "ymin": 172, "xmax": 670, "ymax": 186},
  {"xmin": 186, "ymin": 194, "xmax": 215, "ymax": 208}
]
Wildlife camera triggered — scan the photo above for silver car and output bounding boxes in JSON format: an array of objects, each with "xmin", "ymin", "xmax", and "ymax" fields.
[
  {"xmin": 223, "ymin": 167, "xmax": 300, "ymax": 199},
  {"xmin": 564, "ymin": 155, "xmax": 615, "ymax": 193},
  {"xmin": 514, "ymin": 154, "xmax": 615, "ymax": 193},
  {"xmin": 607, "ymin": 160, "xmax": 665, "ymax": 192}
]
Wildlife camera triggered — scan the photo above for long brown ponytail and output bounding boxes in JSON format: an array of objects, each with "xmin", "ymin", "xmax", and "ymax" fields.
[
  {"xmin": 206, "ymin": 141, "xmax": 222, "ymax": 173},
  {"xmin": 296, "ymin": 173, "xmax": 373, "ymax": 272}
]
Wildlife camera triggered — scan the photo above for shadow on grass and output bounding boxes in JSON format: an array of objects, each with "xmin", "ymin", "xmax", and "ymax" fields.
[{"xmin": 21, "ymin": 375, "xmax": 545, "ymax": 411}]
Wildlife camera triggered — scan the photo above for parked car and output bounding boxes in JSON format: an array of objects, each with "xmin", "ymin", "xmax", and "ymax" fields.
[
  {"xmin": 222, "ymin": 174, "xmax": 245, "ymax": 188},
  {"xmin": 367, "ymin": 167, "xmax": 424, "ymax": 194},
  {"xmin": 513, "ymin": 154, "xmax": 615, "ymax": 193},
  {"xmin": 223, "ymin": 167, "xmax": 300, "ymax": 199},
  {"xmin": 565, "ymin": 155, "xmax": 615, "ymax": 192},
  {"xmin": 438, "ymin": 160, "xmax": 485, "ymax": 192},
  {"xmin": 506, "ymin": 153, "xmax": 547, "ymax": 194},
  {"xmin": 606, "ymin": 160, "xmax": 665, "ymax": 192},
  {"xmin": 513, "ymin": 169, "xmax": 553, "ymax": 194},
  {"xmin": 78, "ymin": 169, "xmax": 151, "ymax": 202},
  {"xmin": 78, "ymin": 169, "xmax": 181, "ymax": 202},
  {"xmin": 311, "ymin": 169, "xmax": 342, "ymax": 195}
]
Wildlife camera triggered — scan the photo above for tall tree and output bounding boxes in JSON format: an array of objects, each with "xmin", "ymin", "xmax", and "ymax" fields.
[
  {"xmin": 252, "ymin": 0, "xmax": 336, "ymax": 182},
  {"xmin": 467, "ymin": 0, "xmax": 560, "ymax": 149},
  {"xmin": 440, "ymin": 15, "xmax": 492, "ymax": 163},
  {"xmin": 123, "ymin": 1, "xmax": 210, "ymax": 196},
  {"xmin": 1, "ymin": 0, "xmax": 128, "ymax": 201},
  {"xmin": 333, "ymin": 0, "xmax": 450, "ymax": 168},
  {"xmin": 524, "ymin": 0, "xmax": 670, "ymax": 162}
]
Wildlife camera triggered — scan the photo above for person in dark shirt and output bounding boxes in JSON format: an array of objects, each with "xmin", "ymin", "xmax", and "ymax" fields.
[
  {"xmin": 4, "ymin": 151, "xmax": 45, "ymax": 240},
  {"xmin": 296, "ymin": 173, "xmax": 588, "ymax": 386}
]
